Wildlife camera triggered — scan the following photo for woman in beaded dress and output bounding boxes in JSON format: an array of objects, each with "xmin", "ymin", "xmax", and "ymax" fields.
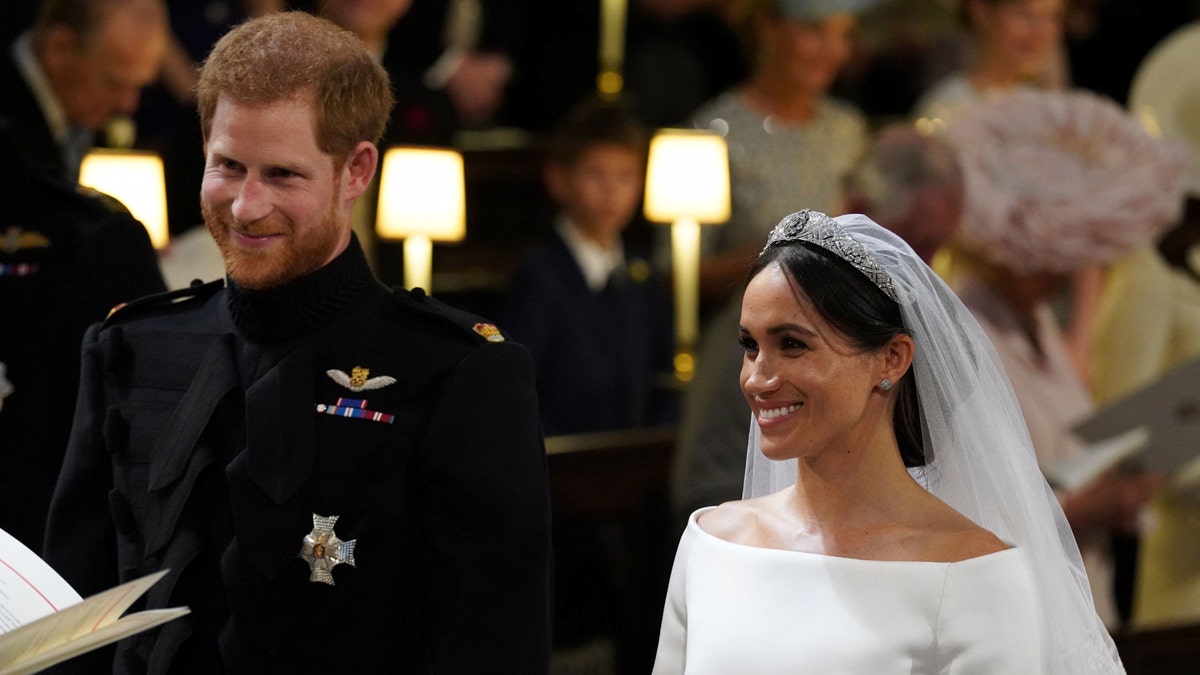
[
  {"xmin": 685, "ymin": 0, "xmax": 876, "ymax": 305},
  {"xmin": 666, "ymin": 0, "xmax": 878, "ymax": 533},
  {"xmin": 653, "ymin": 210, "xmax": 1123, "ymax": 673}
]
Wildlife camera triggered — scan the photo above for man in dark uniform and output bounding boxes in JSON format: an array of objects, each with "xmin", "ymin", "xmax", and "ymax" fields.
[
  {"xmin": 43, "ymin": 12, "xmax": 551, "ymax": 673},
  {"xmin": 0, "ymin": 118, "xmax": 165, "ymax": 554},
  {"xmin": 0, "ymin": 0, "xmax": 167, "ymax": 182}
]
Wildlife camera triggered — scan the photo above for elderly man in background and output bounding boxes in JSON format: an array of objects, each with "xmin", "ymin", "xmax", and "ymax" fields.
[{"xmin": 0, "ymin": 0, "xmax": 167, "ymax": 181}]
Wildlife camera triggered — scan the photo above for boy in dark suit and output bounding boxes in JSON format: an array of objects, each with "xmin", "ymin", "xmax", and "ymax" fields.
[{"xmin": 503, "ymin": 98, "xmax": 676, "ymax": 436}]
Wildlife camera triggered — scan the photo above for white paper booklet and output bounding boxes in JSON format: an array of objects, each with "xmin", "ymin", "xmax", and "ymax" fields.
[
  {"xmin": 1043, "ymin": 426, "xmax": 1151, "ymax": 492},
  {"xmin": 0, "ymin": 529, "xmax": 189, "ymax": 675}
]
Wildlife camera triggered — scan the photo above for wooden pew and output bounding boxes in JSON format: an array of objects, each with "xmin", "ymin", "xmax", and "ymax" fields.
[
  {"xmin": 545, "ymin": 427, "xmax": 677, "ymax": 674},
  {"xmin": 1116, "ymin": 622, "xmax": 1200, "ymax": 673}
]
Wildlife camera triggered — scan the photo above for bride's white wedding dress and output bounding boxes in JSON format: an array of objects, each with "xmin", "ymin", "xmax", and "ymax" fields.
[{"xmin": 652, "ymin": 508, "xmax": 1044, "ymax": 674}]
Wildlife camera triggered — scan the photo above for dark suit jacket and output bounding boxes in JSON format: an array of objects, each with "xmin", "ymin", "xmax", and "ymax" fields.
[
  {"xmin": 43, "ymin": 239, "xmax": 552, "ymax": 673},
  {"xmin": 0, "ymin": 119, "xmax": 165, "ymax": 554},
  {"xmin": 502, "ymin": 232, "xmax": 676, "ymax": 435},
  {"xmin": 0, "ymin": 41, "xmax": 66, "ymax": 180}
]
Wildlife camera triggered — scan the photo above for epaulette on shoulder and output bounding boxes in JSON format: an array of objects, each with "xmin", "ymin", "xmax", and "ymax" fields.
[
  {"xmin": 105, "ymin": 279, "xmax": 224, "ymax": 325},
  {"xmin": 75, "ymin": 185, "xmax": 133, "ymax": 217},
  {"xmin": 391, "ymin": 286, "xmax": 508, "ymax": 344}
]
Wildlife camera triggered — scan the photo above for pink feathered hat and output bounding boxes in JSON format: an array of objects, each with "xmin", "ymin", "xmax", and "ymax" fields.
[{"xmin": 944, "ymin": 88, "xmax": 1191, "ymax": 274}]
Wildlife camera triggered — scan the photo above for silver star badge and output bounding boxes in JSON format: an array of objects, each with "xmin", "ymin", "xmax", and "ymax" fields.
[{"xmin": 299, "ymin": 514, "xmax": 356, "ymax": 585}]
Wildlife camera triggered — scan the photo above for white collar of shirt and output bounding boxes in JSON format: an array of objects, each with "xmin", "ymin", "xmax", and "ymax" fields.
[
  {"xmin": 555, "ymin": 216, "xmax": 625, "ymax": 294},
  {"xmin": 12, "ymin": 31, "xmax": 70, "ymax": 146}
]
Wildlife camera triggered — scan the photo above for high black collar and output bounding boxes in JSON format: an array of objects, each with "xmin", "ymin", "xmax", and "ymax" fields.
[{"xmin": 226, "ymin": 235, "xmax": 382, "ymax": 343}]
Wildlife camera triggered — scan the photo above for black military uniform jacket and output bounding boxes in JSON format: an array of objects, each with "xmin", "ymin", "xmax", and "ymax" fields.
[
  {"xmin": 43, "ymin": 238, "xmax": 552, "ymax": 673},
  {"xmin": 0, "ymin": 119, "xmax": 165, "ymax": 554}
]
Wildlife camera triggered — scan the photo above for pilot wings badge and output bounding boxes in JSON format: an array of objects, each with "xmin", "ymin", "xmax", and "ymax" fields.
[
  {"xmin": 326, "ymin": 365, "xmax": 396, "ymax": 392},
  {"xmin": 1, "ymin": 226, "xmax": 51, "ymax": 254}
]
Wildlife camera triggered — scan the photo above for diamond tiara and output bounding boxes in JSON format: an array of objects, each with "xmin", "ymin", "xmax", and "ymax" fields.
[{"xmin": 761, "ymin": 210, "xmax": 898, "ymax": 301}]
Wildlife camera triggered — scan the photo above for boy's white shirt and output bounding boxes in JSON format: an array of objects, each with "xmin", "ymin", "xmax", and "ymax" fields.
[{"xmin": 555, "ymin": 215, "xmax": 625, "ymax": 294}]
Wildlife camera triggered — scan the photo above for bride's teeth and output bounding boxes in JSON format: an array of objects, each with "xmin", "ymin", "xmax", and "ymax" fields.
[{"xmin": 761, "ymin": 404, "xmax": 801, "ymax": 420}]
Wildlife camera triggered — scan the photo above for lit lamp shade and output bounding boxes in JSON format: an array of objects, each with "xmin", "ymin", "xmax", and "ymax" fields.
[
  {"xmin": 78, "ymin": 149, "xmax": 169, "ymax": 249},
  {"xmin": 643, "ymin": 129, "xmax": 730, "ymax": 381},
  {"xmin": 376, "ymin": 147, "xmax": 466, "ymax": 291},
  {"xmin": 644, "ymin": 130, "xmax": 730, "ymax": 224}
]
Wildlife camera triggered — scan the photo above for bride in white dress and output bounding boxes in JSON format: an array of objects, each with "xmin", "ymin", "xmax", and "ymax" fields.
[{"xmin": 653, "ymin": 210, "xmax": 1123, "ymax": 674}]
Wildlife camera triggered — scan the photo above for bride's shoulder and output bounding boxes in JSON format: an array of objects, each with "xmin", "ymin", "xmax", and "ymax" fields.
[
  {"xmin": 695, "ymin": 494, "xmax": 783, "ymax": 545},
  {"xmin": 925, "ymin": 506, "xmax": 1011, "ymax": 562}
]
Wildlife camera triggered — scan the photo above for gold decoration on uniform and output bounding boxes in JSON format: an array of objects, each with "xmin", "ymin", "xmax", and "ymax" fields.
[
  {"xmin": 472, "ymin": 323, "xmax": 505, "ymax": 342},
  {"xmin": 299, "ymin": 514, "xmax": 356, "ymax": 585},
  {"xmin": 326, "ymin": 366, "xmax": 397, "ymax": 392},
  {"xmin": 1, "ymin": 226, "xmax": 51, "ymax": 253}
]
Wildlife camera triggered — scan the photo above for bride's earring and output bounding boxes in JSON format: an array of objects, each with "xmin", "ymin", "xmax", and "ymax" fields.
[{"xmin": 879, "ymin": 378, "xmax": 893, "ymax": 391}]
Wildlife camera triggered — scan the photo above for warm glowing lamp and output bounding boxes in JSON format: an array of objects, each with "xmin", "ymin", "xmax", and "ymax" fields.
[
  {"xmin": 376, "ymin": 147, "xmax": 466, "ymax": 292},
  {"xmin": 644, "ymin": 129, "xmax": 730, "ymax": 382},
  {"xmin": 78, "ymin": 149, "xmax": 169, "ymax": 249}
]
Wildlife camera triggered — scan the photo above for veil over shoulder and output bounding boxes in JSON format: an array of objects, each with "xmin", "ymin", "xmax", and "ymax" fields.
[{"xmin": 744, "ymin": 212, "xmax": 1123, "ymax": 673}]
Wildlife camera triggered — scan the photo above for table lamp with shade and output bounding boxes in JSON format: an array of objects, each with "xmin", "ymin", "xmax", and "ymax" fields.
[
  {"xmin": 643, "ymin": 129, "xmax": 730, "ymax": 382},
  {"xmin": 375, "ymin": 147, "xmax": 466, "ymax": 292},
  {"xmin": 78, "ymin": 148, "xmax": 169, "ymax": 250}
]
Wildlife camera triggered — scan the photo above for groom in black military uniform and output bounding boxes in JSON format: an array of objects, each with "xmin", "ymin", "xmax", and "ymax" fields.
[{"xmin": 43, "ymin": 11, "xmax": 551, "ymax": 674}]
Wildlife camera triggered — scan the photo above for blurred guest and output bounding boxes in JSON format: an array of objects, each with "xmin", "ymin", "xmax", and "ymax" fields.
[
  {"xmin": 502, "ymin": 97, "xmax": 675, "ymax": 436},
  {"xmin": 640, "ymin": 0, "xmax": 866, "ymax": 516},
  {"xmin": 1094, "ymin": 21, "xmax": 1200, "ymax": 627},
  {"xmin": 682, "ymin": 0, "xmax": 875, "ymax": 311},
  {"xmin": 940, "ymin": 88, "xmax": 1190, "ymax": 629},
  {"xmin": 0, "ymin": 0, "xmax": 168, "ymax": 182},
  {"xmin": 0, "ymin": 118, "xmax": 165, "ymax": 554},
  {"xmin": 841, "ymin": 122, "xmax": 964, "ymax": 264},
  {"xmin": 910, "ymin": 0, "xmax": 1115, "ymax": 386},
  {"xmin": 913, "ymin": 0, "xmax": 1067, "ymax": 121}
]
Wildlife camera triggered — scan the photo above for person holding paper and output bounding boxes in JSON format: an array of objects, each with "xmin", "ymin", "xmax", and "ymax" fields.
[{"xmin": 42, "ymin": 11, "xmax": 551, "ymax": 673}]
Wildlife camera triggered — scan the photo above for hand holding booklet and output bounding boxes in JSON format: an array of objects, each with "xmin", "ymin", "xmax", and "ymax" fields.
[
  {"xmin": 1064, "ymin": 355, "xmax": 1200, "ymax": 493},
  {"xmin": 0, "ymin": 528, "xmax": 188, "ymax": 675},
  {"xmin": 1042, "ymin": 426, "xmax": 1151, "ymax": 492}
]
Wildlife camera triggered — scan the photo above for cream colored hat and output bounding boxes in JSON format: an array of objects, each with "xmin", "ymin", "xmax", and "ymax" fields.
[
  {"xmin": 1129, "ymin": 21, "xmax": 1200, "ymax": 198},
  {"xmin": 944, "ymin": 88, "xmax": 1191, "ymax": 273}
]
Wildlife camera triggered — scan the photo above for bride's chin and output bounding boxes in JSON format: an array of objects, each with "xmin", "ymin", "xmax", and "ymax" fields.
[{"xmin": 757, "ymin": 442, "xmax": 799, "ymax": 462}]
